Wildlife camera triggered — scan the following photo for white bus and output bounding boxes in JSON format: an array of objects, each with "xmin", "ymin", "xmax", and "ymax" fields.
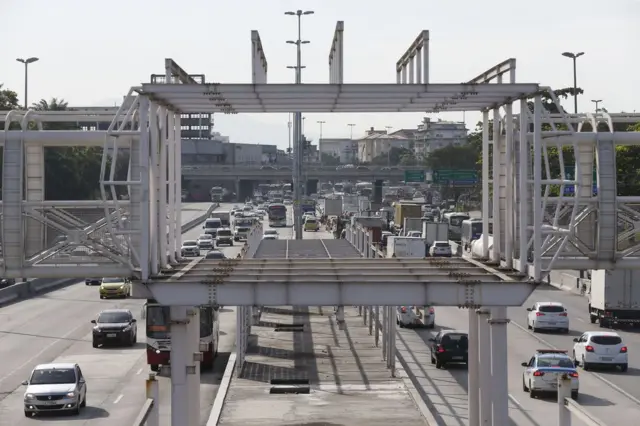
[
  {"xmin": 443, "ymin": 212, "xmax": 470, "ymax": 241},
  {"xmin": 267, "ymin": 203, "xmax": 287, "ymax": 227}
]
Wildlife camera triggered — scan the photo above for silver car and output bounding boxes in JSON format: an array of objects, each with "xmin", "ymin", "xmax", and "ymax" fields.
[{"xmin": 23, "ymin": 363, "xmax": 87, "ymax": 416}]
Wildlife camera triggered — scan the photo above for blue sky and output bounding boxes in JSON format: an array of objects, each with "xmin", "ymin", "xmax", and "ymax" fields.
[{"xmin": 2, "ymin": 0, "xmax": 638, "ymax": 149}]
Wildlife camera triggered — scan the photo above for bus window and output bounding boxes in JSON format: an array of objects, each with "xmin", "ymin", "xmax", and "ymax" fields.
[{"xmin": 146, "ymin": 305, "xmax": 170, "ymax": 339}]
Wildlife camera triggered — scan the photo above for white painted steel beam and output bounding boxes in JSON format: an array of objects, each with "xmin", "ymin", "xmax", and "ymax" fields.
[
  {"xmin": 395, "ymin": 31, "xmax": 429, "ymax": 84},
  {"xmin": 0, "ymin": 131, "xmax": 120, "ymax": 147},
  {"xmin": 137, "ymin": 82, "xmax": 539, "ymax": 113},
  {"xmin": 3, "ymin": 265, "xmax": 133, "ymax": 278},
  {"xmin": 251, "ymin": 30, "xmax": 268, "ymax": 84},
  {"xmin": 466, "ymin": 58, "xmax": 516, "ymax": 84},
  {"xmin": 145, "ymin": 280, "xmax": 535, "ymax": 306},
  {"xmin": 328, "ymin": 21, "xmax": 344, "ymax": 84}
]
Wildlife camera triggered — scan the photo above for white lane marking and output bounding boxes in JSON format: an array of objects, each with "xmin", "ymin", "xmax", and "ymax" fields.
[
  {"xmin": 508, "ymin": 394, "xmax": 522, "ymax": 408},
  {"xmin": 510, "ymin": 321, "xmax": 640, "ymax": 406},
  {"xmin": 0, "ymin": 320, "xmax": 87, "ymax": 384},
  {"xmin": 576, "ymin": 317, "xmax": 585, "ymax": 322},
  {"xmin": 136, "ymin": 368, "xmax": 143, "ymax": 375},
  {"xmin": 113, "ymin": 394, "xmax": 124, "ymax": 404}
]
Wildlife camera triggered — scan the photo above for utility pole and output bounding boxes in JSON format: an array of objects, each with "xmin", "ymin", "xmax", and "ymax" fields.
[
  {"xmin": 561, "ymin": 51, "xmax": 584, "ymax": 114},
  {"xmin": 16, "ymin": 57, "xmax": 39, "ymax": 109},
  {"xmin": 285, "ymin": 9, "xmax": 314, "ymax": 240},
  {"xmin": 317, "ymin": 121, "xmax": 326, "ymax": 165},
  {"xmin": 385, "ymin": 125, "xmax": 393, "ymax": 167}
]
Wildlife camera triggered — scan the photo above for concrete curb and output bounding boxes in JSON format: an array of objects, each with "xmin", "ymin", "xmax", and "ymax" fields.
[
  {"xmin": 0, "ymin": 203, "xmax": 219, "ymax": 308},
  {"xmin": 206, "ymin": 352, "xmax": 237, "ymax": 426}
]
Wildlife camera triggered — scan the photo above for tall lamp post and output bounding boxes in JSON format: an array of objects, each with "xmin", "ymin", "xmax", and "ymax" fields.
[
  {"xmin": 16, "ymin": 57, "xmax": 39, "ymax": 109},
  {"xmin": 385, "ymin": 126, "xmax": 393, "ymax": 167},
  {"xmin": 317, "ymin": 120, "xmax": 326, "ymax": 165},
  {"xmin": 561, "ymin": 51, "xmax": 584, "ymax": 114},
  {"xmin": 285, "ymin": 9, "xmax": 314, "ymax": 240},
  {"xmin": 591, "ymin": 99, "xmax": 602, "ymax": 114}
]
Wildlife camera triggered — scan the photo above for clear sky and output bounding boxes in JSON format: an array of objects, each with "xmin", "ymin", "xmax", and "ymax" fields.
[{"xmin": 2, "ymin": 0, "xmax": 638, "ymax": 149}]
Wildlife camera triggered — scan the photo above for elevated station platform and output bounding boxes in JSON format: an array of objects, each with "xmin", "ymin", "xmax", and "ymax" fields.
[
  {"xmin": 217, "ymin": 235, "xmax": 428, "ymax": 425},
  {"xmin": 218, "ymin": 306, "xmax": 428, "ymax": 426}
]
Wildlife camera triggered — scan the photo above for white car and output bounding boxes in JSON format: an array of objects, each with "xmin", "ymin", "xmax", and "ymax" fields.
[
  {"xmin": 429, "ymin": 241, "xmax": 452, "ymax": 257},
  {"xmin": 396, "ymin": 305, "xmax": 435, "ymax": 328},
  {"xmin": 521, "ymin": 350, "xmax": 579, "ymax": 399},
  {"xmin": 263, "ymin": 229, "xmax": 278, "ymax": 240},
  {"xmin": 573, "ymin": 331, "xmax": 628, "ymax": 371},
  {"xmin": 526, "ymin": 302, "xmax": 569, "ymax": 333},
  {"xmin": 22, "ymin": 363, "xmax": 87, "ymax": 416},
  {"xmin": 181, "ymin": 240, "xmax": 201, "ymax": 257},
  {"xmin": 196, "ymin": 234, "xmax": 215, "ymax": 250}
]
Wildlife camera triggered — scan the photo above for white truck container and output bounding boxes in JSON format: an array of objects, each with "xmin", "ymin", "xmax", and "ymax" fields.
[
  {"xmin": 588, "ymin": 269, "xmax": 640, "ymax": 327},
  {"xmin": 386, "ymin": 236, "xmax": 427, "ymax": 258},
  {"xmin": 422, "ymin": 222, "xmax": 449, "ymax": 246},
  {"xmin": 210, "ymin": 210, "xmax": 231, "ymax": 227},
  {"xmin": 324, "ymin": 198, "xmax": 343, "ymax": 216},
  {"xmin": 404, "ymin": 218, "xmax": 422, "ymax": 235}
]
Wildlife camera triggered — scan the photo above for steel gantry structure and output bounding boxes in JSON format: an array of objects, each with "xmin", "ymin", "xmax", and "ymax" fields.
[{"xmin": 1, "ymin": 20, "xmax": 637, "ymax": 426}]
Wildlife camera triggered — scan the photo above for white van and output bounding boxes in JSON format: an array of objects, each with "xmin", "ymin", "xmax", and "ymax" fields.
[{"xmin": 203, "ymin": 218, "xmax": 222, "ymax": 237}]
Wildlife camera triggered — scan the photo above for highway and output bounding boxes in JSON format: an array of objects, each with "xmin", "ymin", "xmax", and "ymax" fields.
[
  {"xmin": 395, "ymin": 283, "xmax": 640, "ymax": 425},
  {"xmin": 0, "ymin": 202, "xmax": 240, "ymax": 426}
]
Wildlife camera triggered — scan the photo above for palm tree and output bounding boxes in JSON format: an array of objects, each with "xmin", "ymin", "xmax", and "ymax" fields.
[{"xmin": 32, "ymin": 97, "xmax": 69, "ymax": 111}]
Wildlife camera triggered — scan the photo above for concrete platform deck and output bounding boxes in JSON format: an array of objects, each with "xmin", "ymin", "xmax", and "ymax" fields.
[{"xmin": 218, "ymin": 306, "xmax": 428, "ymax": 426}]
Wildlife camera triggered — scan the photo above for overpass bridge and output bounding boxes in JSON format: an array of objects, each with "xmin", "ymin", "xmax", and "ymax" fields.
[{"xmin": 0, "ymin": 22, "xmax": 639, "ymax": 426}]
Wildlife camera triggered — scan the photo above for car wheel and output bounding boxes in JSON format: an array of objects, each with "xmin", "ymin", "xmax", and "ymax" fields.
[
  {"xmin": 529, "ymin": 381, "xmax": 536, "ymax": 398},
  {"xmin": 80, "ymin": 394, "xmax": 87, "ymax": 407},
  {"xmin": 522, "ymin": 376, "xmax": 528, "ymax": 392},
  {"xmin": 92, "ymin": 340, "xmax": 99, "ymax": 349},
  {"xmin": 150, "ymin": 364, "xmax": 159, "ymax": 372},
  {"xmin": 582, "ymin": 357, "xmax": 590, "ymax": 371},
  {"xmin": 24, "ymin": 411, "xmax": 31, "ymax": 417},
  {"xmin": 430, "ymin": 353, "xmax": 435, "ymax": 364},
  {"xmin": 435, "ymin": 358, "xmax": 444, "ymax": 369},
  {"xmin": 620, "ymin": 364, "xmax": 628, "ymax": 372},
  {"xmin": 571, "ymin": 391, "xmax": 579, "ymax": 400}
]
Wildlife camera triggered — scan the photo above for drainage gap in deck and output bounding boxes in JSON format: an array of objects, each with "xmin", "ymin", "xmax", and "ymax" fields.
[
  {"xmin": 274, "ymin": 323, "xmax": 304, "ymax": 332},
  {"xmin": 270, "ymin": 378, "xmax": 311, "ymax": 394}
]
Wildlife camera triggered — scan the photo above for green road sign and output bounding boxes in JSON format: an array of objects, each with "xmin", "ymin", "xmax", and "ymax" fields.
[
  {"xmin": 432, "ymin": 169, "xmax": 478, "ymax": 185},
  {"xmin": 404, "ymin": 170, "xmax": 426, "ymax": 183},
  {"xmin": 563, "ymin": 165, "xmax": 597, "ymax": 195}
]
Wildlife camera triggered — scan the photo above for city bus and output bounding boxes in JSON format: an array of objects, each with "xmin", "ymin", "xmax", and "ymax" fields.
[
  {"xmin": 143, "ymin": 300, "xmax": 220, "ymax": 372},
  {"xmin": 443, "ymin": 212, "xmax": 471, "ymax": 241},
  {"xmin": 267, "ymin": 203, "xmax": 287, "ymax": 227}
]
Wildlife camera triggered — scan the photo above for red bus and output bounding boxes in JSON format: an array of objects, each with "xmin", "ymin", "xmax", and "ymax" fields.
[{"xmin": 143, "ymin": 301, "xmax": 219, "ymax": 371}]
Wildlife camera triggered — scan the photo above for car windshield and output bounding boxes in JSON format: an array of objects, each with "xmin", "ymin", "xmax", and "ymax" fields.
[
  {"xmin": 98, "ymin": 311, "xmax": 131, "ymax": 323},
  {"xmin": 205, "ymin": 251, "xmax": 224, "ymax": 259},
  {"xmin": 440, "ymin": 333, "xmax": 468, "ymax": 349},
  {"xmin": 102, "ymin": 277, "xmax": 122, "ymax": 283},
  {"xmin": 183, "ymin": 241, "xmax": 197, "ymax": 246},
  {"xmin": 198, "ymin": 235, "xmax": 212, "ymax": 240},
  {"xmin": 265, "ymin": 230, "xmax": 277, "ymax": 235},
  {"xmin": 590, "ymin": 335, "xmax": 623, "ymax": 345},
  {"xmin": 306, "ymin": 219, "xmax": 316, "ymax": 224},
  {"xmin": 30, "ymin": 368, "xmax": 76, "ymax": 385},
  {"xmin": 537, "ymin": 357, "xmax": 574, "ymax": 368},
  {"xmin": 539, "ymin": 305, "xmax": 565, "ymax": 313},
  {"xmin": 237, "ymin": 227, "xmax": 250, "ymax": 232},
  {"xmin": 435, "ymin": 242, "xmax": 449, "ymax": 247},
  {"xmin": 217, "ymin": 230, "xmax": 232, "ymax": 237}
]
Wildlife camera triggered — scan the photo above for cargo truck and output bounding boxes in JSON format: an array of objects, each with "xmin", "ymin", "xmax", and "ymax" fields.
[
  {"xmin": 394, "ymin": 203, "xmax": 422, "ymax": 230},
  {"xmin": 588, "ymin": 269, "xmax": 640, "ymax": 327},
  {"xmin": 324, "ymin": 198, "xmax": 343, "ymax": 216},
  {"xmin": 386, "ymin": 236, "xmax": 427, "ymax": 258},
  {"xmin": 423, "ymin": 222, "xmax": 449, "ymax": 247}
]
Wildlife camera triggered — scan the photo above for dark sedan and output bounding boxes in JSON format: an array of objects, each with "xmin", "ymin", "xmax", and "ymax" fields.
[
  {"xmin": 92, "ymin": 309, "xmax": 137, "ymax": 347},
  {"xmin": 429, "ymin": 330, "xmax": 468, "ymax": 369}
]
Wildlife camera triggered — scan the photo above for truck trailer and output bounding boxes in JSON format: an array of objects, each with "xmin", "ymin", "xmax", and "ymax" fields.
[{"xmin": 588, "ymin": 269, "xmax": 640, "ymax": 327}]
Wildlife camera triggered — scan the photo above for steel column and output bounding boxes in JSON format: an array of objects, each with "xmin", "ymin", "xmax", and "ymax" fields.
[
  {"xmin": 145, "ymin": 374, "xmax": 160, "ymax": 426},
  {"xmin": 174, "ymin": 112, "xmax": 182, "ymax": 256},
  {"xmin": 558, "ymin": 375, "xmax": 572, "ymax": 425},
  {"xmin": 149, "ymin": 103, "xmax": 160, "ymax": 275},
  {"xmin": 389, "ymin": 306, "xmax": 396, "ymax": 375},
  {"xmin": 368, "ymin": 306, "xmax": 373, "ymax": 335},
  {"xmin": 532, "ymin": 96, "xmax": 543, "ymax": 281},
  {"xmin": 374, "ymin": 305, "xmax": 380, "ymax": 346},
  {"xmin": 170, "ymin": 306, "xmax": 190, "ymax": 426},
  {"xmin": 158, "ymin": 106, "xmax": 169, "ymax": 268},
  {"xmin": 24, "ymin": 145, "xmax": 45, "ymax": 256},
  {"xmin": 481, "ymin": 111, "xmax": 490, "ymax": 258},
  {"xmin": 468, "ymin": 309, "xmax": 480, "ymax": 426},
  {"xmin": 492, "ymin": 108, "xmax": 502, "ymax": 263},
  {"xmin": 477, "ymin": 309, "xmax": 492, "ymax": 425},
  {"xmin": 166, "ymin": 112, "xmax": 177, "ymax": 263},
  {"xmin": 518, "ymin": 99, "xmax": 529, "ymax": 273},
  {"xmin": 236, "ymin": 307, "xmax": 245, "ymax": 374},
  {"xmin": 382, "ymin": 306, "xmax": 387, "ymax": 360},
  {"xmin": 504, "ymin": 103, "xmax": 514, "ymax": 268},
  {"xmin": 138, "ymin": 96, "xmax": 151, "ymax": 280},
  {"xmin": 490, "ymin": 307, "xmax": 509, "ymax": 425},
  {"xmin": 187, "ymin": 307, "xmax": 201, "ymax": 426}
]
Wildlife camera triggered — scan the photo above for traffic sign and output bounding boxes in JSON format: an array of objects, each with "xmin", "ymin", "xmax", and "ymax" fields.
[
  {"xmin": 432, "ymin": 169, "xmax": 478, "ymax": 185},
  {"xmin": 404, "ymin": 170, "xmax": 426, "ymax": 183},
  {"xmin": 562, "ymin": 166, "xmax": 597, "ymax": 196}
]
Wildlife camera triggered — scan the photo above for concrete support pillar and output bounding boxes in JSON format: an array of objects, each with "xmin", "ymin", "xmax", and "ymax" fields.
[
  {"xmin": 170, "ymin": 306, "xmax": 190, "ymax": 426},
  {"xmin": 477, "ymin": 309, "xmax": 492, "ymax": 425},
  {"xmin": 388, "ymin": 306, "xmax": 396, "ymax": 375},
  {"xmin": 558, "ymin": 375, "xmax": 572, "ymax": 426},
  {"xmin": 576, "ymin": 143, "xmax": 595, "ymax": 250},
  {"xmin": 490, "ymin": 307, "xmax": 509, "ymax": 425},
  {"xmin": 236, "ymin": 306, "xmax": 245, "ymax": 375},
  {"xmin": 492, "ymin": 109, "xmax": 503, "ymax": 263},
  {"xmin": 468, "ymin": 309, "xmax": 480, "ymax": 426},
  {"xmin": 24, "ymin": 145, "xmax": 45, "ymax": 257},
  {"xmin": 382, "ymin": 306, "xmax": 387, "ymax": 360},
  {"xmin": 186, "ymin": 307, "xmax": 201, "ymax": 426}
]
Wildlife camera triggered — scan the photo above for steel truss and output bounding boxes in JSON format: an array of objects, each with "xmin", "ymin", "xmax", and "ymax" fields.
[
  {"xmin": 1, "ymin": 110, "xmax": 135, "ymax": 278},
  {"xmin": 470, "ymin": 59, "xmax": 640, "ymax": 279}
]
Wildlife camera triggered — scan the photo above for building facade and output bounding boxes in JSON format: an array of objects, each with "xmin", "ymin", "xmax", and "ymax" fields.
[
  {"xmin": 413, "ymin": 118, "xmax": 468, "ymax": 159},
  {"xmin": 356, "ymin": 128, "xmax": 412, "ymax": 163},
  {"xmin": 318, "ymin": 138, "xmax": 358, "ymax": 164}
]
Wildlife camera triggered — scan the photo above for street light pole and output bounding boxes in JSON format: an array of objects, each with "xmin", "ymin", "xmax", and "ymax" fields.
[
  {"xmin": 385, "ymin": 126, "xmax": 393, "ymax": 167},
  {"xmin": 317, "ymin": 120, "xmax": 326, "ymax": 165},
  {"xmin": 285, "ymin": 9, "xmax": 314, "ymax": 240},
  {"xmin": 16, "ymin": 57, "xmax": 39, "ymax": 109},
  {"xmin": 348, "ymin": 123, "xmax": 356, "ymax": 139},
  {"xmin": 591, "ymin": 99, "xmax": 602, "ymax": 114},
  {"xmin": 561, "ymin": 51, "xmax": 584, "ymax": 114}
]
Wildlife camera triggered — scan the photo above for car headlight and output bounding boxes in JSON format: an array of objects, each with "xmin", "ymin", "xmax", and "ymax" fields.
[
  {"xmin": 119, "ymin": 285, "xmax": 125, "ymax": 289},
  {"xmin": 66, "ymin": 391, "xmax": 76, "ymax": 398},
  {"xmin": 123, "ymin": 325, "xmax": 131, "ymax": 331},
  {"xmin": 25, "ymin": 393, "xmax": 35, "ymax": 400}
]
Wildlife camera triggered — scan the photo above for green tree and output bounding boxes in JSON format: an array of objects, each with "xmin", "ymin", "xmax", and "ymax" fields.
[
  {"xmin": 371, "ymin": 147, "xmax": 414, "ymax": 166},
  {"xmin": 0, "ymin": 84, "xmax": 20, "ymax": 110},
  {"xmin": 425, "ymin": 144, "xmax": 479, "ymax": 171}
]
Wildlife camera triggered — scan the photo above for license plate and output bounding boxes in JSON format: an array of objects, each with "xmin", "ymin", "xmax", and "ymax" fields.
[
  {"xmin": 452, "ymin": 356, "xmax": 463, "ymax": 360},
  {"xmin": 601, "ymin": 357, "xmax": 613, "ymax": 361},
  {"xmin": 547, "ymin": 322, "xmax": 556, "ymax": 325},
  {"xmin": 40, "ymin": 400, "xmax": 57, "ymax": 405},
  {"xmin": 107, "ymin": 333, "xmax": 117, "ymax": 337}
]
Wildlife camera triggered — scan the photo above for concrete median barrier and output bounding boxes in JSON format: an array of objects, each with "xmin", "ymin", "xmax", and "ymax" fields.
[{"xmin": 0, "ymin": 203, "xmax": 220, "ymax": 308}]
